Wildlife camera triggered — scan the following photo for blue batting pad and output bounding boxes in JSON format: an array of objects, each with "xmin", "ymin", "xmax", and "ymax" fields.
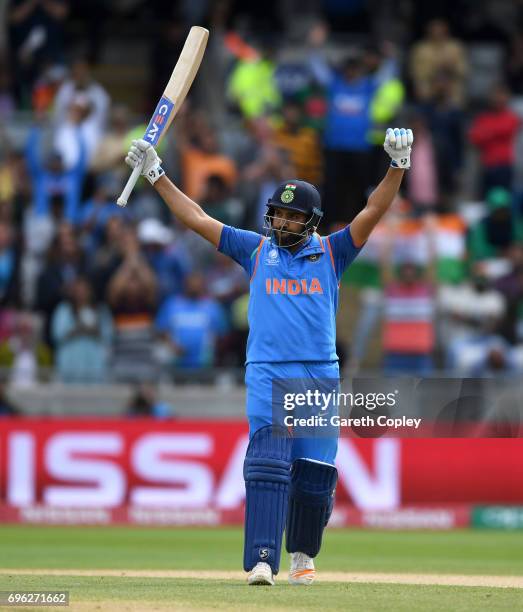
[
  {"xmin": 243, "ymin": 425, "xmax": 292, "ymax": 574},
  {"xmin": 286, "ymin": 459, "xmax": 338, "ymax": 557}
]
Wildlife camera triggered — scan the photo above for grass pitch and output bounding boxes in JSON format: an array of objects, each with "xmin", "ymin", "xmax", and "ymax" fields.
[{"xmin": 0, "ymin": 526, "xmax": 522, "ymax": 611}]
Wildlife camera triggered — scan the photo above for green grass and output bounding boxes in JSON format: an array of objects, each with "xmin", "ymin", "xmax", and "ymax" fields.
[
  {"xmin": 1, "ymin": 526, "xmax": 522, "ymax": 575},
  {"xmin": 1, "ymin": 527, "xmax": 522, "ymax": 610},
  {"xmin": 0, "ymin": 576, "xmax": 521, "ymax": 611}
]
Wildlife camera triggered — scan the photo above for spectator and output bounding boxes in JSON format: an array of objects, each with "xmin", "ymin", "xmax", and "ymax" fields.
[
  {"xmin": 453, "ymin": 336, "xmax": 523, "ymax": 377},
  {"xmin": 242, "ymin": 121, "xmax": 293, "ymax": 230},
  {"xmin": 0, "ymin": 150, "xmax": 15, "ymax": 219},
  {"xmin": 229, "ymin": 291, "xmax": 249, "ymax": 368},
  {"xmin": 35, "ymin": 223, "xmax": 86, "ymax": 345},
  {"xmin": 381, "ymin": 218, "xmax": 437, "ymax": 375},
  {"xmin": 270, "ymin": 99, "xmax": 323, "ymax": 186},
  {"xmin": 156, "ymin": 272, "xmax": 228, "ymax": 370},
  {"xmin": 468, "ymin": 187, "xmax": 523, "ymax": 262},
  {"xmin": 51, "ymin": 276, "xmax": 113, "ymax": 383},
  {"xmin": 126, "ymin": 382, "xmax": 172, "ymax": 419},
  {"xmin": 200, "ymin": 174, "xmax": 244, "ymax": 226},
  {"xmin": 409, "ymin": 18, "xmax": 468, "ymax": 106},
  {"xmin": 137, "ymin": 217, "xmax": 190, "ymax": 300},
  {"xmin": 282, "ymin": 20, "xmax": 328, "ymax": 131},
  {"xmin": 52, "ymin": 58, "xmax": 110, "ymax": 168},
  {"xmin": 32, "ymin": 64, "xmax": 66, "ymax": 113},
  {"xmin": 0, "ymin": 311, "xmax": 51, "ymax": 387},
  {"xmin": 469, "ymin": 84, "xmax": 520, "ymax": 195},
  {"xmin": 206, "ymin": 251, "xmax": 248, "ymax": 367},
  {"xmin": 90, "ymin": 104, "xmax": 132, "ymax": 176},
  {"xmin": 418, "ymin": 72, "xmax": 465, "ymax": 206},
  {"xmin": 26, "ymin": 121, "xmax": 86, "ymax": 222},
  {"xmin": 89, "ymin": 216, "xmax": 127, "ymax": 301},
  {"xmin": 78, "ymin": 174, "xmax": 128, "ymax": 254},
  {"xmin": 0, "ymin": 149, "xmax": 31, "ymax": 229},
  {"xmin": 310, "ymin": 50, "xmax": 377, "ymax": 225},
  {"xmin": 382, "ymin": 261, "xmax": 436, "ymax": 375},
  {"xmin": 107, "ymin": 226, "xmax": 158, "ymax": 382},
  {"xmin": 439, "ymin": 262, "xmax": 506, "ymax": 369},
  {"xmin": 7, "ymin": 0, "xmax": 69, "ymax": 106},
  {"xmin": 207, "ymin": 251, "xmax": 248, "ymax": 309},
  {"xmin": 180, "ymin": 118, "xmax": 238, "ymax": 201},
  {"xmin": 274, "ymin": 54, "xmax": 322, "ymax": 117},
  {"xmin": 366, "ymin": 44, "xmax": 405, "ymax": 186},
  {"xmin": 22, "ymin": 197, "xmax": 59, "ymax": 309},
  {"xmin": 227, "ymin": 36, "xmax": 281, "ymax": 120}
]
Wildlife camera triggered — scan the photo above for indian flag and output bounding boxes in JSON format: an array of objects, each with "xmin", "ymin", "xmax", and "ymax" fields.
[
  {"xmin": 343, "ymin": 215, "xmax": 467, "ymax": 288},
  {"xmin": 435, "ymin": 214, "xmax": 467, "ymax": 284},
  {"xmin": 342, "ymin": 224, "xmax": 386, "ymax": 289}
]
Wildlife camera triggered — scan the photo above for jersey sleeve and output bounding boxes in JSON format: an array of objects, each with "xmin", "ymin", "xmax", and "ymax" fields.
[
  {"xmin": 326, "ymin": 225, "xmax": 363, "ymax": 280},
  {"xmin": 218, "ymin": 225, "xmax": 264, "ymax": 275}
]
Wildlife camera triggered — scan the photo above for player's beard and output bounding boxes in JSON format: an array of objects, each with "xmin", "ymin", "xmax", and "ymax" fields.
[
  {"xmin": 273, "ymin": 226, "xmax": 305, "ymax": 247},
  {"xmin": 275, "ymin": 229, "xmax": 294, "ymax": 247}
]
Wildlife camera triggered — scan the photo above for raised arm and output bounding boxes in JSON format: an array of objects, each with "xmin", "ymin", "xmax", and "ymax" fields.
[
  {"xmin": 125, "ymin": 139, "xmax": 223, "ymax": 247},
  {"xmin": 155, "ymin": 176, "xmax": 224, "ymax": 246},
  {"xmin": 350, "ymin": 128, "xmax": 413, "ymax": 248}
]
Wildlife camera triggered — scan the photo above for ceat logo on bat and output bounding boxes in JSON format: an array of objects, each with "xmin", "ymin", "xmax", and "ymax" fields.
[{"xmin": 144, "ymin": 97, "xmax": 174, "ymax": 145}]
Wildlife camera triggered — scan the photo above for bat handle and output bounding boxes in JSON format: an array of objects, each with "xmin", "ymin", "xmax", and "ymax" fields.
[{"xmin": 116, "ymin": 166, "xmax": 142, "ymax": 207}]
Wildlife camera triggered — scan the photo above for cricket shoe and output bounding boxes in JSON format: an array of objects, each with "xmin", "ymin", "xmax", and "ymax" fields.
[
  {"xmin": 288, "ymin": 552, "xmax": 315, "ymax": 585},
  {"xmin": 247, "ymin": 562, "xmax": 275, "ymax": 586}
]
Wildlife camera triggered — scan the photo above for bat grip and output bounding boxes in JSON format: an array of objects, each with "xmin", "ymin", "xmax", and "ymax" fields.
[{"xmin": 117, "ymin": 166, "xmax": 142, "ymax": 207}]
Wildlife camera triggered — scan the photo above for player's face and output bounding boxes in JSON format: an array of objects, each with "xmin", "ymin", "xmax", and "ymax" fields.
[{"xmin": 271, "ymin": 207, "xmax": 308, "ymax": 246}]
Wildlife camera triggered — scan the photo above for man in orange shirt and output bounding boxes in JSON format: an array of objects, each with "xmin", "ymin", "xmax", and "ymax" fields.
[{"xmin": 181, "ymin": 126, "xmax": 238, "ymax": 201}]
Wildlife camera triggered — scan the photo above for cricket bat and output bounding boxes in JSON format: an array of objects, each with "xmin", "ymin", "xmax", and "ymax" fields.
[{"xmin": 117, "ymin": 26, "xmax": 209, "ymax": 207}]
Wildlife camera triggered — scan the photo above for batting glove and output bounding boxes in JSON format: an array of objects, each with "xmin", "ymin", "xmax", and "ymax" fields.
[
  {"xmin": 125, "ymin": 139, "xmax": 165, "ymax": 185},
  {"xmin": 384, "ymin": 127, "xmax": 414, "ymax": 170}
]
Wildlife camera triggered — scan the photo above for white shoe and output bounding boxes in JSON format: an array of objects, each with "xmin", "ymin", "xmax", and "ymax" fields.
[
  {"xmin": 288, "ymin": 552, "xmax": 315, "ymax": 585},
  {"xmin": 247, "ymin": 562, "xmax": 275, "ymax": 586}
]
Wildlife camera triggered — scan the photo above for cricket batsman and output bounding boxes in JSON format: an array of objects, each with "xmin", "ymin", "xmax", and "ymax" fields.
[{"xmin": 124, "ymin": 127, "xmax": 413, "ymax": 585}]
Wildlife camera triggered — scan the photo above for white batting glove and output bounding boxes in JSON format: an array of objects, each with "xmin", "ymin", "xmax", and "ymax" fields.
[
  {"xmin": 125, "ymin": 139, "xmax": 165, "ymax": 185},
  {"xmin": 384, "ymin": 128, "xmax": 414, "ymax": 170}
]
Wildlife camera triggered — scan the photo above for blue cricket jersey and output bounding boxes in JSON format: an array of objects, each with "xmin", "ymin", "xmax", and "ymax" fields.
[
  {"xmin": 323, "ymin": 74, "xmax": 376, "ymax": 151},
  {"xmin": 218, "ymin": 226, "xmax": 361, "ymax": 363}
]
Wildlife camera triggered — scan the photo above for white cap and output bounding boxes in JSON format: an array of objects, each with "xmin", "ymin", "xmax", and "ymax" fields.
[{"xmin": 137, "ymin": 218, "xmax": 173, "ymax": 246}]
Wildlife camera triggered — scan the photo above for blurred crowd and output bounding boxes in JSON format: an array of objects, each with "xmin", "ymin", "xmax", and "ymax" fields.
[{"xmin": 0, "ymin": 0, "xmax": 523, "ymax": 388}]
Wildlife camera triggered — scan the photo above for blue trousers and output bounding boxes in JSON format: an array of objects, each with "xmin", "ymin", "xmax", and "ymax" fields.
[{"xmin": 245, "ymin": 361, "xmax": 339, "ymax": 466}]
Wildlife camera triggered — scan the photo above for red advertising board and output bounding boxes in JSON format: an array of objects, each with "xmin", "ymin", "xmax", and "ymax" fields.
[{"xmin": 0, "ymin": 419, "xmax": 522, "ymax": 519}]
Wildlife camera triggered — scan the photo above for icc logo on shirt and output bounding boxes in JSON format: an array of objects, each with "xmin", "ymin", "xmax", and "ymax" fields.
[{"xmin": 266, "ymin": 249, "xmax": 280, "ymax": 265}]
